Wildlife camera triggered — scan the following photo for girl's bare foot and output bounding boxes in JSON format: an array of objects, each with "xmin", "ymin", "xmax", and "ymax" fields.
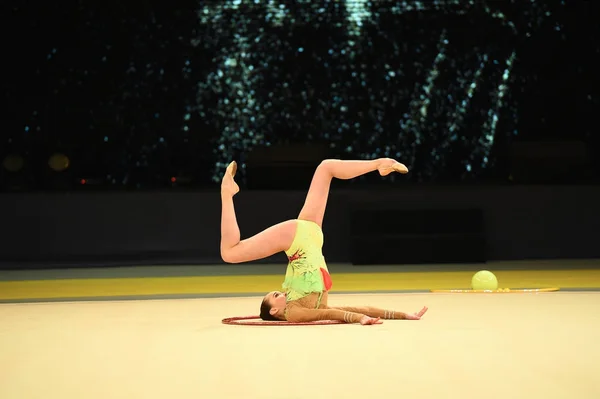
[
  {"xmin": 221, "ymin": 161, "xmax": 240, "ymax": 196},
  {"xmin": 377, "ymin": 158, "xmax": 409, "ymax": 176}
]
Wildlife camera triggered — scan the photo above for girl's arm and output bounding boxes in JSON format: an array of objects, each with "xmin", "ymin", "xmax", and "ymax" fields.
[
  {"xmin": 285, "ymin": 307, "xmax": 381, "ymax": 325},
  {"xmin": 329, "ymin": 305, "xmax": 428, "ymax": 320}
]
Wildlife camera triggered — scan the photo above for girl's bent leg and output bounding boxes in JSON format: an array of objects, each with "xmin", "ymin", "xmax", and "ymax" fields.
[{"xmin": 220, "ymin": 162, "xmax": 297, "ymax": 263}]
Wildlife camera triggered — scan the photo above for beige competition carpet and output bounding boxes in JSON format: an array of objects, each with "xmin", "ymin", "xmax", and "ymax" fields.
[{"xmin": 1, "ymin": 291, "xmax": 599, "ymax": 399}]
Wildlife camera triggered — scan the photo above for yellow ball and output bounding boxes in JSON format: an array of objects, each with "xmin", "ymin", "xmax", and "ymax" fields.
[{"xmin": 471, "ymin": 270, "xmax": 498, "ymax": 291}]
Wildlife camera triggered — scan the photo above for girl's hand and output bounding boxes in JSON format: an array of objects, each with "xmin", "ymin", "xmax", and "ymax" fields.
[
  {"xmin": 405, "ymin": 306, "xmax": 428, "ymax": 320},
  {"xmin": 360, "ymin": 315, "xmax": 383, "ymax": 325}
]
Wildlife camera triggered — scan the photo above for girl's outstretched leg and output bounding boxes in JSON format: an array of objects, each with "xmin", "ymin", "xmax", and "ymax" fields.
[
  {"xmin": 220, "ymin": 162, "xmax": 296, "ymax": 263},
  {"xmin": 298, "ymin": 158, "xmax": 408, "ymax": 228}
]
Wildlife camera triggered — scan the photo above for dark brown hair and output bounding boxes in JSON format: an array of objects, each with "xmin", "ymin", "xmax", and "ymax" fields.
[{"xmin": 259, "ymin": 297, "xmax": 279, "ymax": 321}]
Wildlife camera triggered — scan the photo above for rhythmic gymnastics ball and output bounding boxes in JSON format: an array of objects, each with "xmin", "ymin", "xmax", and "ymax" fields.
[{"xmin": 471, "ymin": 270, "xmax": 498, "ymax": 291}]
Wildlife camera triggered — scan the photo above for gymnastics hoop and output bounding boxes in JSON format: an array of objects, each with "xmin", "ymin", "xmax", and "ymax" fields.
[
  {"xmin": 429, "ymin": 287, "xmax": 560, "ymax": 293},
  {"xmin": 221, "ymin": 315, "xmax": 345, "ymax": 326}
]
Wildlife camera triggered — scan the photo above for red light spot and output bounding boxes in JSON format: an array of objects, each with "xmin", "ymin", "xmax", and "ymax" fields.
[
  {"xmin": 170, "ymin": 177, "xmax": 177, "ymax": 183},
  {"xmin": 80, "ymin": 179, "xmax": 86, "ymax": 185}
]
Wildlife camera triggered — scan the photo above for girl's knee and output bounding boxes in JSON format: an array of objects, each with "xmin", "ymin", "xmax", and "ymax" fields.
[
  {"xmin": 316, "ymin": 159, "xmax": 338, "ymax": 178},
  {"xmin": 220, "ymin": 249, "xmax": 235, "ymax": 263},
  {"xmin": 220, "ymin": 246, "xmax": 242, "ymax": 264}
]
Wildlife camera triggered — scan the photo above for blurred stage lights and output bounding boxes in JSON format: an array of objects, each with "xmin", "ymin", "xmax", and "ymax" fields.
[
  {"xmin": 3, "ymin": 153, "xmax": 71, "ymax": 173},
  {"xmin": 2, "ymin": 154, "xmax": 24, "ymax": 173},
  {"xmin": 48, "ymin": 153, "xmax": 70, "ymax": 172},
  {"xmin": 170, "ymin": 176, "xmax": 192, "ymax": 185}
]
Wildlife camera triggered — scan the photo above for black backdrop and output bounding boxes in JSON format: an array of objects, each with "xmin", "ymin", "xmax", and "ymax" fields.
[
  {"xmin": 1, "ymin": 1, "xmax": 598, "ymax": 268},
  {"xmin": 2, "ymin": 0, "xmax": 598, "ymax": 190},
  {"xmin": 1, "ymin": 185, "xmax": 598, "ymax": 269}
]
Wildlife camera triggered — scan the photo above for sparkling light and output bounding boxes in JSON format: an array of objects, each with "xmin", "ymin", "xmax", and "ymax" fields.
[
  {"xmin": 193, "ymin": 0, "xmax": 549, "ymax": 182},
  {"xmin": 7, "ymin": 0, "xmax": 586, "ymax": 190}
]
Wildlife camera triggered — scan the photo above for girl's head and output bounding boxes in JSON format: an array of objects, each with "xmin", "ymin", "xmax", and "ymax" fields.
[{"xmin": 259, "ymin": 291, "xmax": 287, "ymax": 320}]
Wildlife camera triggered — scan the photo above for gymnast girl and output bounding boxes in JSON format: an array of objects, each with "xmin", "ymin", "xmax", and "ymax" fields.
[{"xmin": 220, "ymin": 158, "xmax": 428, "ymax": 325}]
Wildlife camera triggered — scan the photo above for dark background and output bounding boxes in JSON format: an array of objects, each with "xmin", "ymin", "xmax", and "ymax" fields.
[{"xmin": 1, "ymin": 0, "xmax": 598, "ymax": 269}]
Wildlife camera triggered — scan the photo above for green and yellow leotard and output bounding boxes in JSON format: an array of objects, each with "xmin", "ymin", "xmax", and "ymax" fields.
[
  {"xmin": 282, "ymin": 220, "xmax": 333, "ymax": 305},
  {"xmin": 280, "ymin": 221, "xmax": 412, "ymax": 324}
]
